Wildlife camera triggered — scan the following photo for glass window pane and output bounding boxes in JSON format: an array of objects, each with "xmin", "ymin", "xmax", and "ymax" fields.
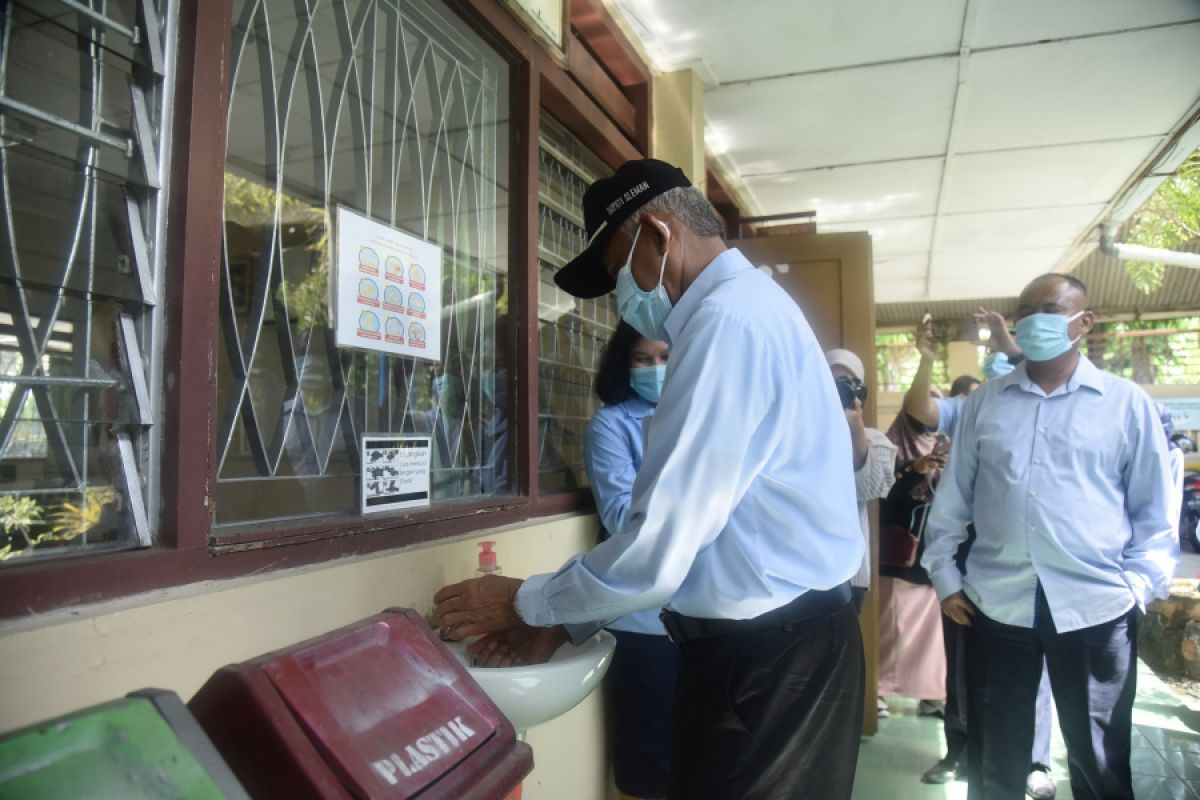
[
  {"xmin": 216, "ymin": 0, "xmax": 512, "ymax": 528},
  {"xmin": 537, "ymin": 113, "xmax": 615, "ymax": 494},
  {"xmin": 0, "ymin": 1, "xmax": 171, "ymax": 563}
]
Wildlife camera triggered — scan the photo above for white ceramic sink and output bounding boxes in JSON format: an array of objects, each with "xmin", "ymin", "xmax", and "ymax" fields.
[{"xmin": 446, "ymin": 630, "xmax": 616, "ymax": 731}]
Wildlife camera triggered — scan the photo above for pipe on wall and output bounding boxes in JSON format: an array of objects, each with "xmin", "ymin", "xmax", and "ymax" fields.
[{"xmin": 1099, "ymin": 226, "xmax": 1200, "ymax": 269}]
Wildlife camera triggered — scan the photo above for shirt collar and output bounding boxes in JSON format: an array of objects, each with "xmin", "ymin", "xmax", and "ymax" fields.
[
  {"xmin": 621, "ymin": 392, "xmax": 655, "ymax": 419},
  {"xmin": 662, "ymin": 248, "xmax": 752, "ymax": 343},
  {"xmin": 1002, "ymin": 353, "xmax": 1105, "ymax": 397}
]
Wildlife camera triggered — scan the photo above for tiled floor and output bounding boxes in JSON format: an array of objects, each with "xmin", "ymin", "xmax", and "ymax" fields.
[{"xmin": 854, "ymin": 661, "xmax": 1200, "ymax": 799}]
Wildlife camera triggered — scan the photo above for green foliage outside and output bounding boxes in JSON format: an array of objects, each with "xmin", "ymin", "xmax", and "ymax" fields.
[
  {"xmin": 1085, "ymin": 317, "xmax": 1200, "ymax": 385},
  {"xmin": 876, "ymin": 331, "xmax": 951, "ymax": 393},
  {"xmin": 1125, "ymin": 150, "xmax": 1200, "ymax": 294},
  {"xmin": 0, "ymin": 488, "xmax": 117, "ymax": 562}
]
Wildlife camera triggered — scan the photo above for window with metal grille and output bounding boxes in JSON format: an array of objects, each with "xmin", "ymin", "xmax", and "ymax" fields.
[
  {"xmin": 536, "ymin": 113, "xmax": 616, "ymax": 494},
  {"xmin": 215, "ymin": 0, "xmax": 511, "ymax": 528},
  {"xmin": 0, "ymin": 0, "xmax": 174, "ymax": 563}
]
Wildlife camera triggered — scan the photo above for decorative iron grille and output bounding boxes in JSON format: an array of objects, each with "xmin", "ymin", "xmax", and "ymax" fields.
[
  {"xmin": 0, "ymin": 0, "xmax": 174, "ymax": 562},
  {"xmin": 537, "ymin": 113, "xmax": 616, "ymax": 494},
  {"xmin": 216, "ymin": 0, "xmax": 510, "ymax": 527}
]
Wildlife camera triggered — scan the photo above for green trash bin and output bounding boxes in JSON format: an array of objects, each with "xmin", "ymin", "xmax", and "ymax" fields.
[{"xmin": 0, "ymin": 689, "xmax": 249, "ymax": 799}]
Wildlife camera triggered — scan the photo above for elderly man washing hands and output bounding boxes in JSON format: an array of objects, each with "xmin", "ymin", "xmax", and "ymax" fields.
[{"xmin": 434, "ymin": 158, "xmax": 865, "ymax": 800}]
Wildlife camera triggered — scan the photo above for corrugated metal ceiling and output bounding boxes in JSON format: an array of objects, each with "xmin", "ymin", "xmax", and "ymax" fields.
[{"xmin": 876, "ymin": 240, "xmax": 1200, "ymax": 328}]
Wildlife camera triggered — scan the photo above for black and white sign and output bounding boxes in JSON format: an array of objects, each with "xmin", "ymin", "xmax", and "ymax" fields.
[{"xmin": 361, "ymin": 436, "xmax": 431, "ymax": 513}]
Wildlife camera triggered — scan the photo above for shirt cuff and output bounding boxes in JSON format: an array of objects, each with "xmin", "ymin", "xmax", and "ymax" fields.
[
  {"xmin": 929, "ymin": 565, "xmax": 964, "ymax": 603},
  {"xmin": 562, "ymin": 621, "xmax": 605, "ymax": 644},
  {"xmin": 515, "ymin": 572, "xmax": 556, "ymax": 627},
  {"xmin": 1121, "ymin": 570, "xmax": 1152, "ymax": 612}
]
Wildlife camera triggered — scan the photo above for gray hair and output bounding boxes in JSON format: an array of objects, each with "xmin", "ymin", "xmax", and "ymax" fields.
[{"xmin": 618, "ymin": 186, "xmax": 726, "ymax": 241}]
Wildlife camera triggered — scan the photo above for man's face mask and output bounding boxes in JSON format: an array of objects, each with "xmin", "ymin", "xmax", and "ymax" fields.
[
  {"xmin": 1014, "ymin": 310, "xmax": 1084, "ymax": 362},
  {"xmin": 615, "ymin": 223, "xmax": 673, "ymax": 341}
]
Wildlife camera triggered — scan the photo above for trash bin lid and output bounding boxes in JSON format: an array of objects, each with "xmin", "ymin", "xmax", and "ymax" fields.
[{"xmin": 0, "ymin": 695, "xmax": 247, "ymax": 799}]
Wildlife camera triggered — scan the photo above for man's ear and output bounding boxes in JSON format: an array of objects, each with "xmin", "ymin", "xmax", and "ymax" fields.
[
  {"xmin": 1079, "ymin": 310, "xmax": 1096, "ymax": 336},
  {"xmin": 640, "ymin": 211, "xmax": 672, "ymax": 254}
]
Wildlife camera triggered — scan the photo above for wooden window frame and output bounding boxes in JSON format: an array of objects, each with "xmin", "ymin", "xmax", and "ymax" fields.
[{"xmin": 0, "ymin": 0, "xmax": 651, "ymax": 619}]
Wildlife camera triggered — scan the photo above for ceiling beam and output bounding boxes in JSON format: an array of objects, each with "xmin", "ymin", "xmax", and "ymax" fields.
[{"xmin": 923, "ymin": 0, "xmax": 981, "ymax": 299}]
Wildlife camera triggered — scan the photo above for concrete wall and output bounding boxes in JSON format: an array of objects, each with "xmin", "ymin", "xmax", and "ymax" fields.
[{"xmin": 0, "ymin": 514, "xmax": 610, "ymax": 800}]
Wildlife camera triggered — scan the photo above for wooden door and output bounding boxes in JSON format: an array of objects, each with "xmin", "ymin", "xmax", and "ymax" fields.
[{"xmin": 732, "ymin": 231, "xmax": 880, "ymax": 735}]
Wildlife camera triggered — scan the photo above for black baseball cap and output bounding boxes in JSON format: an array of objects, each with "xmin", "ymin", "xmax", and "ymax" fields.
[{"xmin": 553, "ymin": 158, "xmax": 692, "ymax": 299}]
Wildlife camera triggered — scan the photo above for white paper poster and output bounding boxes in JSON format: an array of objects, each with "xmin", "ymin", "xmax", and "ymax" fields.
[
  {"xmin": 361, "ymin": 435, "xmax": 432, "ymax": 514},
  {"xmin": 335, "ymin": 206, "xmax": 442, "ymax": 362}
]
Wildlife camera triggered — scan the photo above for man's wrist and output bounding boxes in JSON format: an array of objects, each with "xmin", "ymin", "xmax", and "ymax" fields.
[{"xmin": 929, "ymin": 566, "xmax": 964, "ymax": 602}]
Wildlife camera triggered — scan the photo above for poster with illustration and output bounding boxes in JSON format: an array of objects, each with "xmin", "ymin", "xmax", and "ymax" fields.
[
  {"xmin": 361, "ymin": 435, "xmax": 431, "ymax": 513},
  {"xmin": 334, "ymin": 206, "xmax": 442, "ymax": 361}
]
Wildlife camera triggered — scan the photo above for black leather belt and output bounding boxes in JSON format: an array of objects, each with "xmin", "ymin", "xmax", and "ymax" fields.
[{"xmin": 659, "ymin": 582, "xmax": 852, "ymax": 645}]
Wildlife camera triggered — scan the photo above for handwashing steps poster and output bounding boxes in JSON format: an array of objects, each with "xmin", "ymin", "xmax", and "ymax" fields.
[{"xmin": 334, "ymin": 206, "xmax": 442, "ymax": 362}]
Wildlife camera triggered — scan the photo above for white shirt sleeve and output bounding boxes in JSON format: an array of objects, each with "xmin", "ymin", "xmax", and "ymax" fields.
[{"xmin": 517, "ymin": 306, "xmax": 775, "ymax": 626}]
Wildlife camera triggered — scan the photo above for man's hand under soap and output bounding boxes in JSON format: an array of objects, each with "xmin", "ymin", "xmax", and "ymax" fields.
[{"xmin": 433, "ymin": 575, "xmax": 524, "ymax": 639}]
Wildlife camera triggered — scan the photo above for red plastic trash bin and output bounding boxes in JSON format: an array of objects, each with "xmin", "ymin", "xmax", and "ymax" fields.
[{"xmin": 189, "ymin": 608, "xmax": 533, "ymax": 799}]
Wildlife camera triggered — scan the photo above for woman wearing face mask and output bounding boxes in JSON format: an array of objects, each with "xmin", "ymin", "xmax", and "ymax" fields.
[{"xmin": 585, "ymin": 322, "xmax": 677, "ymax": 800}]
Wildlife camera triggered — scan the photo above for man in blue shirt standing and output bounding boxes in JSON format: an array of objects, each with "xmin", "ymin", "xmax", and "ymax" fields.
[
  {"xmin": 434, "ymin": 159, "xmax": 865, "ymax": 799},
  {"xmin": 922, "ymin": 273, "xmax": 1178, "ymax": 800}
]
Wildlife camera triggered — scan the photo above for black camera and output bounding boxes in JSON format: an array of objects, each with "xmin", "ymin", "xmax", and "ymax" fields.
[{"xmin": 835, "ymin": 375, "xmax": 868, "ymax": 410}]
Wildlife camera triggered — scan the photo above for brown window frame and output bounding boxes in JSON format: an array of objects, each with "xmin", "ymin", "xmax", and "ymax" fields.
[{"xmin": 0, "ymin": 0, "xmax": 650, "ymax": 619}]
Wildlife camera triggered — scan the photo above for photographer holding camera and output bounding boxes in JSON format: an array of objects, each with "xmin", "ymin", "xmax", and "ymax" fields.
[{"xmin": 827, "ymin": 349, "xmax": 898, "ymax": 613}]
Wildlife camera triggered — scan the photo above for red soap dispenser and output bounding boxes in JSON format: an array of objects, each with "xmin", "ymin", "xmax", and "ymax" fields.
[{"xmin": 476, "ymin": 541, "xmax": 500, "ymax": 577}]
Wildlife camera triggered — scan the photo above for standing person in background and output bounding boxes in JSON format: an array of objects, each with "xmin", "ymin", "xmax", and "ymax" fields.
[
  {"xmin": 876, "ymin": 399, "xmax": 949, "ymax": 720},
  {"xmin": 923, "ymin": 274, "xmax": 1177, "ymax": 800},
  {"xmin": 908, "ymin": 315, "xmax": 1057, "ymax": 798},
  {"xmin": 826, "ymin": 348, "xmax": 897, "ymax": 613},
  {"xmin": 585, "ymin": 322, "xmax": 678, "ymax": 800}
]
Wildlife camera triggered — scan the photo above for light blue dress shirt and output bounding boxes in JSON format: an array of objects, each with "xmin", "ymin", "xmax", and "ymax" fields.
[
  {"xmin": 584, "ymin": 393, "xmax": 667, "ymax": 635},
  {"xmin": 922, "ymin": 357, "xmax": 1178, "ymax": 632},
  {"xmin": 517, "ymin": 248, "xmax": 863, "ymax": 626}
]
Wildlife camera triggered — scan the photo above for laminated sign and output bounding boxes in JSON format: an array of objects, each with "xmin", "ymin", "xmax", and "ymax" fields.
[
  {"xmin": 334, "ymin": 207, "xmax": 442, "ymax": 361},
  {"xmin": 362, "ymin": 436, "xmax": 432, "ymax": 514}
]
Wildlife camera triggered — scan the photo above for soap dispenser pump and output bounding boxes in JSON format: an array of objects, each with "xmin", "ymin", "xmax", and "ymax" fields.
[{"xmin": 476, "ymin": 541, "xmax": 501, "ymax": 577}]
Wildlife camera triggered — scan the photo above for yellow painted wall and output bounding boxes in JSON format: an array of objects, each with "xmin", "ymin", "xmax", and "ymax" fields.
[
  {"xmin": 653, "ymin": 69, "xmax": 705, "ymax": 189},
  {"xmin": 0, "ymin": 514, "xmax": 611, "ymax": 800},
  {"xmin": 947, "ymin": 341, "xmax": 981, "ymax": 381}
]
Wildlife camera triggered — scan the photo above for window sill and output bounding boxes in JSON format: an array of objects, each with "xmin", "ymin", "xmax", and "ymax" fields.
[{"xmin": 0, "ymin": 490, "xmax": 595, "ymax": 620}]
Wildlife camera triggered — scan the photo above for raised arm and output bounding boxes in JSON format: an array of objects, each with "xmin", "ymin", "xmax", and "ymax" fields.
[
  {"xmin": 902, "ymin": 320, "xmax": 940, "ymax": 429},
  {"xmin": 975, "ymin": 306, "xmax": 1021, "ymax": 360}
]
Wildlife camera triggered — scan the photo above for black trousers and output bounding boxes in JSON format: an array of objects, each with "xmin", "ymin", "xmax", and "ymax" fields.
[
  {"xmin": 944, "ymin": 615, "xmax": 1053, "ymax": 768},
  {"xmin": 965, "ymin": 589, "xmax": 1137, "ymax": 800},
  {"xmin": 607, "ymin": 629, "xmax": 681, "ymax": 798},
  {"xmin": 667, "ymin": 601, "xmax": 865, "ymax": 800}
]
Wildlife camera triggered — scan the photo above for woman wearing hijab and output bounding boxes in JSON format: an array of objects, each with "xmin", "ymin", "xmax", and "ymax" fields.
[
  {"xmin": 585, "ymin": 322, "xmax": 678, "ymax": 800},
  {"xmin": 876, "ymin": 390, "xmax": 950, "ymax": 719}
]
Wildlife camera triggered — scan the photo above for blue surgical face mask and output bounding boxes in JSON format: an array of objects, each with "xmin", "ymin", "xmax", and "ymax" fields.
[
  {"xmin": 1014, "ymin": 310, "xmax": 1084, "ymax": 362},
  {"xmin": 615, "ymin": 224, "xmax": 673, "ymax": 341},
  {"xmin": 982, "ymin": 351, "xmax": 1014, "ymax": 380},
  {"xmin": 630, "ymin": 364, "xmax": 666, "ymax": 404}
]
